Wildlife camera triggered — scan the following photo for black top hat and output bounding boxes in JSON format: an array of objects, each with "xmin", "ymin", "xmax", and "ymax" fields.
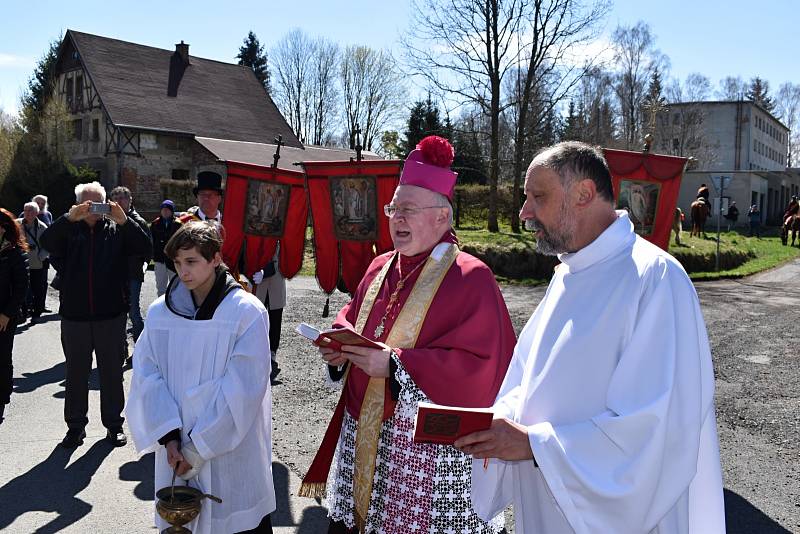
[{"xmin": 193, "ymin": 171, "xmax": 224, "ymax": 196}]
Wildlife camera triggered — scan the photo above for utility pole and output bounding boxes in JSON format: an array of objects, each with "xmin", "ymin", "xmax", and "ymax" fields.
[{"xmin": 712, "ymin": 175, "xmax": 731, "ymax": 271}]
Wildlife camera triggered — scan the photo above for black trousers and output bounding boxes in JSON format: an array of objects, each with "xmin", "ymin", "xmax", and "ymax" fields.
[
  {"xmin": 268, "ymin": 308, "xmax": 283, "ymax": 354},
  {"xmin": 61, "ymin": 314, "xmax": 127, "ymax": 430},
  {"xmin": 28, "ymin": 267, "xmax": 47, "ymax": 315},
  {"xmin": 0, "ymin": 320, "xmax": 18, "ymax": 405},
  {"xmin": 236, "ymin": 513, "xmax": 272, "ymax": 533}
]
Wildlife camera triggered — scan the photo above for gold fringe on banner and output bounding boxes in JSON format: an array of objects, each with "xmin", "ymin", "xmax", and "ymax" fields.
[{"xmin": 297, "ymin": 481, "xmax": 327, "ymax": 499}]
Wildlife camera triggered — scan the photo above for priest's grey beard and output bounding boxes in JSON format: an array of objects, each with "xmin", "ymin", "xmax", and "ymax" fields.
[{"xmin": 528, "ymin": 201, "xmax": 575, "ymax": 256}]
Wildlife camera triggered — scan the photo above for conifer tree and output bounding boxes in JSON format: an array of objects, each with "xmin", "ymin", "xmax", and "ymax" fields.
[
  {"xmin": 746, "ymin": 77, "xmax": 775, "ymax": 113},
  {"xmin": 236, "ymin": 31, "xmax": 270, "ymax": 93}
]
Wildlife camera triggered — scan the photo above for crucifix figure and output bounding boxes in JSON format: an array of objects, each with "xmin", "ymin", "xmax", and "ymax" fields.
[
  {"xmin": 272, "ymin": 135, "xmax": 284, "ymax": 168},
  {"xmin": 641, "ymin": 96, "xmax": 668, "ymax": 152}
]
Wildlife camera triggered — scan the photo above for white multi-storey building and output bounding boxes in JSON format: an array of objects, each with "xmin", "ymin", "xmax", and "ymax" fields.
[{"xmin": 656, "ymin": 101, "xmax": 798, "ymax": 226}]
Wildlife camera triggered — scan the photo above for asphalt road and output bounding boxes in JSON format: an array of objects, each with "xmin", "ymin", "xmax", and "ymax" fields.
[{"xmin": 1, "ymin": 260, "xmax": 798, "ymax": 533}]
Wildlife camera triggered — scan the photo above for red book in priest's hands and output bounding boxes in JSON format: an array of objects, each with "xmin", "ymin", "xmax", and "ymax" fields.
[
  {"xmin": 413, "ymin": 401, "xmax": 494, "ymax": 445},
  {"xmin": 295, "ymin": 322, "xmax": 383, "ymax": 351}
]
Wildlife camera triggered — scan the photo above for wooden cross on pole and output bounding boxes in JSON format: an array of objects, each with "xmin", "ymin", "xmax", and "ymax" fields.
[
  {"xmin": 271, "ymin": 135, "xmax": 284, "ymax": 168},
  {"xmin": 353, "ymin": 124, "xmax": 363, "ymax": 162},
  {"xmin": 641, "ymin": 96, "xmax": 668, "ymax": 152}
]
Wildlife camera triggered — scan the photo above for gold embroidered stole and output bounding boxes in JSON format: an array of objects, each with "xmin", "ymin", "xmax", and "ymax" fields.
[{"xmin": 351, "ymin": 243, "xmax": 459, "ymax": 531}]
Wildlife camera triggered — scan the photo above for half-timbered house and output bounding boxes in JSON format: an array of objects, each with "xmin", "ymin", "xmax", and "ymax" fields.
[{"xmin": 52, "ymin": 30, "xmax": 302, "ymax": 216}]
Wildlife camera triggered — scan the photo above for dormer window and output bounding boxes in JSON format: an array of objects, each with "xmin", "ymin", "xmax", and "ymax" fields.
[
  {"xmin": 75, "ymin": 74, "xmax": 83, "ymax": 106},
  {"xmin": 66, "ymin": 78, "xmax": 74, "ymax": 105}
]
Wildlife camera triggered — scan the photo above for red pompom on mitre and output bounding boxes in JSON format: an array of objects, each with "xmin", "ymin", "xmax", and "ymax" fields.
[{"xmin": 417, "ymin": 135, "xmax": 455, "ymax": 168}]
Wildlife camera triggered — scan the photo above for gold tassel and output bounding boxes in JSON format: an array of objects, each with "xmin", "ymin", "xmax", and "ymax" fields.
[{"xmin": 297, "ymin": 481, "xmax": 326, "ymax": 499}]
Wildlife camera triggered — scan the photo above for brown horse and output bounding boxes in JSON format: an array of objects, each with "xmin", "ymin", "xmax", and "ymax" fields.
[
  {"xmin": 781, "ymin": 214, "xmax": 800, "ymax": 246},
  {"xmin": 690, "ymin": 199, "xmax": 710, "ymax": 238}
]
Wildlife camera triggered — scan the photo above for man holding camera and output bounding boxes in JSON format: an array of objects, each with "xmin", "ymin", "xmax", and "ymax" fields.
[{"xmin": 40, "ymin": 181, "xmax": 151, "ymax": 448}]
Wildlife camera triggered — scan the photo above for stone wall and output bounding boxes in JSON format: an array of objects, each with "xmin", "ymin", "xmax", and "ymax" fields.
[{"xmin": 71, "ymin": 135, "xmax": 226, "ymax": 220}]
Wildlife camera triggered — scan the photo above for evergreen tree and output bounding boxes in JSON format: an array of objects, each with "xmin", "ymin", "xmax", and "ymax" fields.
[
  {"xmin": 646, "ymin": 67, "xmax": 663, "ymax": 102},
  {"xmin": 452, "ymin": 130, "xmax": 486, "ymax": 185},
  {"xmin": 21, "ymin": 37, "xmax": 60, "ymax": 133},
  {"xmin": 236, "ymin": 31, "xmax": 270, "ymax": 93},
  {"xmin": 746, "ymin": 76, "xmax": 775, "ymax": 113},
  {"xmin": 450, "ymin": 113, "xmax": 486, "ymax": 185},
  {"xmin": 379, "ymin": 130, "xmax": 403, "ymax": 159},
  {"xmin": 1, "ymin": 35, "xmax": 97, "ymax": 212},
  {"xmin": 561, "ymin": 101, "xmax": 581, "ymax": 141},
  {"xmin": 400, "ymin": 97, "xmax": 446, "ymax": 156}
]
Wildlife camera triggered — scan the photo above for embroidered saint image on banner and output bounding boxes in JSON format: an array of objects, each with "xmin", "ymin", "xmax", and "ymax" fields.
[
  {"xmin": 330, "ymin": 176, "xmax": 377, "ymax": 241},
  {"xmin": 617, "ymin": 180, "xmax": 661, "ymax": 236},
  {"xmin": 244, "ymin": 180, "xmax": 291, "ymax": 237}
]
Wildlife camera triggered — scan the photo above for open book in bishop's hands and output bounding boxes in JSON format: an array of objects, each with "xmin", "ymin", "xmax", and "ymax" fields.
[
  {"xmin": 295, "ymin": 323, "xmax": 384, "ymax": 352},
  {"xmin": 413, "ymin": 402, "xmax": 494, "ymax": 445}
]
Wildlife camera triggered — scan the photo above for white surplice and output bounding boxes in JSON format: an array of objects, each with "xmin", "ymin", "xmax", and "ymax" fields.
[
  {"xmin": 472, "ymin": 212, "xmax": 725, "ymax": 534},
  {"xmin": 126, "ymin": 279, "xmax": 275, "ymax": 534}
]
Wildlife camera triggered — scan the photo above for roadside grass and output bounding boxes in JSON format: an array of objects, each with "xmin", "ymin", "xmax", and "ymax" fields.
[
  {"xmin": 674, "ymin": 230, "xmax": 800, "ymax": 281},
  {"xmin": 293, "ymin": 222, "xmax": 799, "ymax": 285}
]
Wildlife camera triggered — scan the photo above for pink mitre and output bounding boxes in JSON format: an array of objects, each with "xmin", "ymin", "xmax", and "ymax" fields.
[{"xmin": 399, "ymin": 135, "xmax": 458, "ymax": 201}]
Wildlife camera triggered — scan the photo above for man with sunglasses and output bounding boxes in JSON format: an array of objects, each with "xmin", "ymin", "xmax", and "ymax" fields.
[{"xmin": 303, "ymin": 136, "xmax": 517, "ymax": 534}]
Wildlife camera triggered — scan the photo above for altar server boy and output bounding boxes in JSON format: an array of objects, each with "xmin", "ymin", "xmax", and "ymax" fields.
[{"xmin": 127, "ymin": 221, "xmax": 276, "ymax": 534}]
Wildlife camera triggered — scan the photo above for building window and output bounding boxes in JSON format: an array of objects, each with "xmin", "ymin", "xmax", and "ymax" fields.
[
  {"xmin": 672, "ymin": 114, "xmax": 680, "ymax": 125},
  {"xmin": 65, "ymin": 78, "xmax": 74, "ymax": 105},
  {"xmin": 161, "ymin": 136, "xmax": 188, "ymax": 151},
  {"xmin": 672, "ymin": 138, "xmax": 680, "ymax": 152},
  {"xmin": 75, "ymin": 74, "xmax": 83, "ymax": 105},
  {"xmin": 171, "ymin": 169, "xmax": 190, "ymax": 180},
  {"xmin": 91, "ymin": 119, "xmax": 99, "ymax": 141},
  {"xmin": 72, "ymin": 119, "xmax": 82, "ymax": 141}
]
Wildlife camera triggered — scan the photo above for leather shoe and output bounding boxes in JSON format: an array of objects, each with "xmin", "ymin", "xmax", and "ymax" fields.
[
  {"xmin": 106, "ymin": 428, "xmax": 127, "ymax": 447},
  {"xmin": 61, "ymin": 429, "xmax": 86, "ymax": 448}
]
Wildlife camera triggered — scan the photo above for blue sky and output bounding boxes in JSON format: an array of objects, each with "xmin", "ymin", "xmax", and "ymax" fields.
[{"xmin": 1, "ymin": 0, "xmax": 798, "ymax": 117}]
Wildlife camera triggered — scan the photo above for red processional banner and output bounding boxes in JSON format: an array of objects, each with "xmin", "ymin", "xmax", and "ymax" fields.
[
  {"xmin": 221, "ymin": 161, "xmax": 308, "ymax": 278},
  {"xmin": 302, "ymin": 160, "xmax": 403, "ymax": 294},
  {"xmin": 603, "ymin": 149, "xmax": 688, "ymax": 251}
]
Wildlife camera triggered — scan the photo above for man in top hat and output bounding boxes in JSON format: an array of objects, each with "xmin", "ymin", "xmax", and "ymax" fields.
[
  {"xmin": 179, "ymin": 171, "xmax": 224, "ymax": 226},
  {"xmin": 301, "ymin": 136, "xmax": 517, "ymax": 533}
]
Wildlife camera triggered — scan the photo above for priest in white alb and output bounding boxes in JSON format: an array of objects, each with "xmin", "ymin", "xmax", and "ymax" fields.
[{"xmin": 456, "ymin": 142, "xmax": 726, "ymax": 534}]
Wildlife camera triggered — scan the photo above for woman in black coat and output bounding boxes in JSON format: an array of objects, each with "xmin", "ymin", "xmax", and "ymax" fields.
[{"xmin": 0, "ymin": 208, "xmax": 29, "ymax": 423}]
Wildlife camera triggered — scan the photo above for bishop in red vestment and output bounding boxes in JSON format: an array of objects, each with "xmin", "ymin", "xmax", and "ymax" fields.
[{"xmin": 301, "ymin": 136, "xmax": 516, "ymax": 534}]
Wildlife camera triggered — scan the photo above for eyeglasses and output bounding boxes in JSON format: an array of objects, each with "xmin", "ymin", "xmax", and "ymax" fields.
[{"xmin": 383, "ymin": 204, "xmax": 443, "ymax": 218}]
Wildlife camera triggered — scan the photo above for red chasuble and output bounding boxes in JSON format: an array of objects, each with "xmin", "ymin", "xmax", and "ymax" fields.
[{"xmin": 333, "ymin": 232, "xmax": 517, "ymax": 420}]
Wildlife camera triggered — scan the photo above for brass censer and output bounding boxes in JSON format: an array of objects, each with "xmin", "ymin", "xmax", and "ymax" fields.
[{"xmin": 155, "ymin": 484, "xmax": 222, "ymax": 534}]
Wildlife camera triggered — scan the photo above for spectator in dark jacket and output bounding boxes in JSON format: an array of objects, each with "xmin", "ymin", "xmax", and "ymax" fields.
[
  {"xmin": 40, "ymin": 181, "xmax": 151, "ymax": 448},
  {"xmin": 724, "ymin": 201, "xmax": 739, "ymax": 231},
  {"xmin": 109, "ymin": 187, "xmax": 152, "ymax": 342},
  {"xmin": 18, "ymin": 202, "xmax": 49, "ymax": 322},
  {"xmin": 150, "ymin": 200, "xmax": 181, "ymax": 297},
  {"xmin": 0, "ymin": 208, "xmax": 29, "ymax": 424}
]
